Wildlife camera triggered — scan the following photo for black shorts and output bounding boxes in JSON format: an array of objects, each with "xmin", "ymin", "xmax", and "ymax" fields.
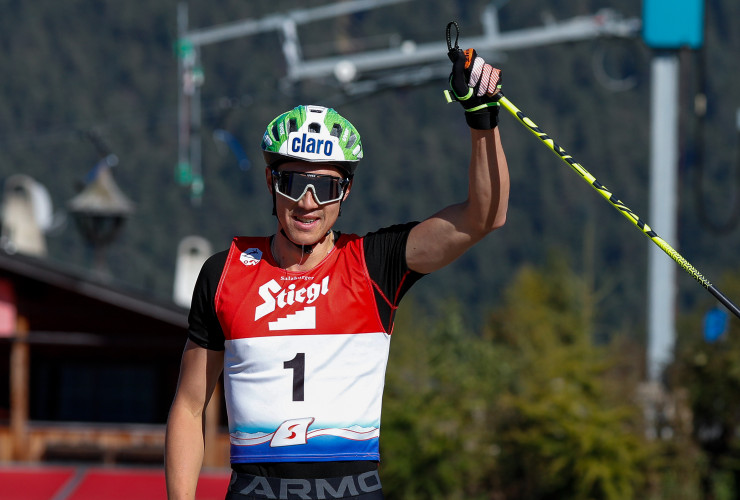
[{"xmin": 225, "ymin": 470, "xmax": 385, "ymax": 500}]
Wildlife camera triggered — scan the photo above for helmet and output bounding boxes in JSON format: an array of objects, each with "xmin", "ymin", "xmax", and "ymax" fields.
[{"xmin": 261, "ymin": 105, "xmax": 363, "ymax": 177}]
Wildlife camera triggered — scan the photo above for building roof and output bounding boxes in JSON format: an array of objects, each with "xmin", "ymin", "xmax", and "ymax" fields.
[{"xmin": 0, "ymin": 248, "xmax": 188, "ymax": 340}]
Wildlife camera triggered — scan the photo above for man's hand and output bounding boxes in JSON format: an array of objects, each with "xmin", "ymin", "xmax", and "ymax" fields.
[{"xmin": 448, "ymin": 47, "xmax": 503, "ymax": 130}]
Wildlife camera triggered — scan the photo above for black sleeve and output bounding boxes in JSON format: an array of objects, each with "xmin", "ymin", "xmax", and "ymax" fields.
[
  {"xmin": 187, "ymin": 250, "xmax": 228, "ymax": 351},
  {"xmin": 363, "ymin": 222, "xmax": 426, "ymax": 332}
]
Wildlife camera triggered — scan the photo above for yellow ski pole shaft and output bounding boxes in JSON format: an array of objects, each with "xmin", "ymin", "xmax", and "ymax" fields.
[{"xmin": 498, "ymin": 94, "xmax": 740, "ymax": 319}]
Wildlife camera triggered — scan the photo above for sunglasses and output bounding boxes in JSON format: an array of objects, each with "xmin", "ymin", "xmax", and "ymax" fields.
[{"xmin": 272, "ymin": 170, "xmax": 350, "ymax": 205}]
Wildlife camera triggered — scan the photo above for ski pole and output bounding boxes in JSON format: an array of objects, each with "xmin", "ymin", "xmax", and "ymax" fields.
[
  {"xmin": 442, "ymin": 20, "xmax": 740, "ymax": 319},
  {"xmin": 498, "ymin": 95, "xmax": 740, "ymax": 319}
]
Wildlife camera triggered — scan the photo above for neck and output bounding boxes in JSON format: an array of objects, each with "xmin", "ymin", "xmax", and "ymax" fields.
[{"xmin": 272, "ymin": 229, "xmax": 333, "ymax": 271}]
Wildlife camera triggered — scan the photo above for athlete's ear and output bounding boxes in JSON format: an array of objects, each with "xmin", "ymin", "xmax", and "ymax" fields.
[
  {"xmin": 342, "ymin": 179, "xmax": 353, "ymax": 201},
  {"xmin": 265, "ymin": 166, "xmax": 274, "ymax": 194}
]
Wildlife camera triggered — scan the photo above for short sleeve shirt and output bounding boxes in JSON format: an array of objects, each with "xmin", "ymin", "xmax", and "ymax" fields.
[{"xmin": 186, "ymin": 222, "xmax": 424, "ymax": 464}]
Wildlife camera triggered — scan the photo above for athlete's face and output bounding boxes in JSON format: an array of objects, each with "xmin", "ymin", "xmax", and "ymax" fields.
[{"xmin": 266, "ymin": 162, "xmax": 352, "ymax": 248}]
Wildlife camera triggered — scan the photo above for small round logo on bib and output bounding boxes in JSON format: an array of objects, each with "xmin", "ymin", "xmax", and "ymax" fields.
[{"xmin": 240, "ymin": 248, "xmax": 263, "ymax": 266}]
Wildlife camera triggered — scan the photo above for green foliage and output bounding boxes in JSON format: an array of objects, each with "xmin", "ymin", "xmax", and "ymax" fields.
[
  {"xmin": 382, "ymin": 302, "xmax": 512, "ymax": 499},
  {"xmin": 671, "ymin": 270, "xmax": 740, "ymax": 499},
  {"xmin": 487, "ymin": 256, "xmax": 649, "ymax": 499},
  {"xmin": 649, "ymin": 432, "xmax": 706, "ymax": 500},
  {"xmin": 382, "ymin": 255, "xmax": 653, "ymax": 499}
]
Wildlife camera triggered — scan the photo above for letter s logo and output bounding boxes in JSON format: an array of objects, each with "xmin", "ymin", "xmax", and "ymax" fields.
[
  {"xmin": 286, "ymin": 424, "xmax": 299, "ymax": 440},
  {"xmin": 255, "ymin": 280, "xmax": 282, "ymax": 320}
]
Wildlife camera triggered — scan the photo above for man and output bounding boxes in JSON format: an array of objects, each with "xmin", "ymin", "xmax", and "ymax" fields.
[{"xmin": 165, "ymin": 46, "xmax": 508, "ymax": 499}]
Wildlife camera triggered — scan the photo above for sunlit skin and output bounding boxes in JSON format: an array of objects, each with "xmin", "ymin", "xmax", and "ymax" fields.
[
  {"xmin": 265, "ymin": 161, "xmax": 352, "ymax": 272},
  {"xmin": 167, "ymin": 91, "xmax": 510, "ymax": 500}
]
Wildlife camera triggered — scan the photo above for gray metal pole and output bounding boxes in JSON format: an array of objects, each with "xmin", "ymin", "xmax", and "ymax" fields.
[{"xmin": 647, "ymin": 51, "xmax": 679, "ymax": 382}]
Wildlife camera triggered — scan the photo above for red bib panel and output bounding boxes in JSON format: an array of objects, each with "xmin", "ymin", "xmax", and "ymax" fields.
[{"xmin": 215, "ymin": 234, "xmax": 390, "ymax": 463}]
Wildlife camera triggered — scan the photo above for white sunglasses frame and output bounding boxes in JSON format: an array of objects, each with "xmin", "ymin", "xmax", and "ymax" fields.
[{"xmin": 271, "ymin": 170, "xmax": 350, "ymax": 205}]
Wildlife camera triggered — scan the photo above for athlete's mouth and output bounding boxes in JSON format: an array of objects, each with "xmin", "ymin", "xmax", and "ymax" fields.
[{"xmin": 293, "ymin": 215, "xmax": 320, "ymax": 226}]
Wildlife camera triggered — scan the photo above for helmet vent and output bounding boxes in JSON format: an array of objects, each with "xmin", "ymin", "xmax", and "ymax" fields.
[{"xmin": 261, "ymin": 105, "xmax": 362, "ymax": 175}]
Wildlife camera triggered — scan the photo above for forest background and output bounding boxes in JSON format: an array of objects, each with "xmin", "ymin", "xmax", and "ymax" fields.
[{"xmin": 2, "ymin": 0, "xmax": 740, "ymax": 498}]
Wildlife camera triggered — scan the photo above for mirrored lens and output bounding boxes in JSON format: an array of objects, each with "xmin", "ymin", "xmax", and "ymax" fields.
[{"xmin": 273, "ymin": 171, "xmax": 346, "ymax": 204}]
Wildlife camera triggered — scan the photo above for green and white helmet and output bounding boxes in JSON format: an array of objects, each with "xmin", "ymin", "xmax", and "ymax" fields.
[{"xmin": 261, "ymin": 105, "xmax": 363, "ymax": 177}]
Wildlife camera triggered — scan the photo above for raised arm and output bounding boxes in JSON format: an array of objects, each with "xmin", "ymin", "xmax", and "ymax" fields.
[
  {"xmin": 407, "ymin": 45, "xmax": 509, "ymax": 274},
  {"xmin": 165, "ymin": 340, "xmax": 224, "ymax": 500},
  {"xmin": 407, "ymin": 127, "xmax": 509, "ymax": 274}
]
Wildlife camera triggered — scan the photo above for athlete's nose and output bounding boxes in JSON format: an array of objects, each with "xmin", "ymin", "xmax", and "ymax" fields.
[{"xmin": 297, "ymin": 186, "xmax": 321, "ymax": 208}]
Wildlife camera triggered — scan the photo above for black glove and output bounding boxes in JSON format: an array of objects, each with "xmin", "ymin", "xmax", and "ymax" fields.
[{"xmin": 447, "ymin": 47, "xmax": 503, "ymax": 130}]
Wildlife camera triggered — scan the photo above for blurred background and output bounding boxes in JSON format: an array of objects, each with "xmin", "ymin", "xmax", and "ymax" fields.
[{"xmin": 1, "ymin": 0, "xmax": 739, "ymax": 498}]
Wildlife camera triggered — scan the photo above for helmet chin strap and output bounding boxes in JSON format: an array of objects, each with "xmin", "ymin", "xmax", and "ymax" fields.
[{"xmin": 279, "ymin": 228, "xmax": 331, "ymax": 255}]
